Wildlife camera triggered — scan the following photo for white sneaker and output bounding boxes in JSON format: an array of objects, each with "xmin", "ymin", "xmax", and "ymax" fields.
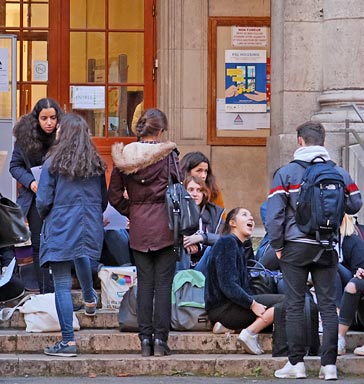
[
  {"xmin": 274, "ymin": 361, "xmax": 307, "ymax": 379},
  {"xmin": 237, "ymin": 329, "xmax": 263, "ymax": 355},
  {"xmin": 337, "ymin": 335, "xmax": 346, "ymax": 355},
  {"xmin": 319, "ymin": 365, "xmax": 337, "ymax": 380},
  {"xmin": 354, "ymin": 344, "xmax": 364, "ymax": 356},
  {"xmin": 212, "ymin": 322, "xmax": 233, "ymax": 334}
]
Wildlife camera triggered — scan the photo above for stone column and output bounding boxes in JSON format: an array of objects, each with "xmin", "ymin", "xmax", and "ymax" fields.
[{"xmin": 269, "ymin": 0, "xmax": 364, "ymax": 182}]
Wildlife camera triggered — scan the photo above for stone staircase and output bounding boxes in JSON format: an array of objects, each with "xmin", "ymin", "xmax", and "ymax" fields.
[{"xmin": 1, "ymin": 290, "xmax": 364, "ymax": 378}]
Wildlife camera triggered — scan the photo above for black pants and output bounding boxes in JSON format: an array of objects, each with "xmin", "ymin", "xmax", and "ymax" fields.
[
  {"xmin": 27, "ymin": 200, "xmax": 53, "ymax": 293},
  {"xmin": 280, "ymin": 241, "xmax": 338, "ymax": 366},
  {"xmin": 133, "ymin": 246, "xmax": 177, "ymax": 342}
]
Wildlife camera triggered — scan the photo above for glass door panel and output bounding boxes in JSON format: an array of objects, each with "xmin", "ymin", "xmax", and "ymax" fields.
[
  {"xmin": 109, "ymin": 0, "xmax": 144, "ymax": 29},
  {"xmin": 108, "ymin": 32, "xmax": 144, "ymax": 84},
  {"xmin": 70, "ymin": 0, "xmax": 105, "ymax": 29}
]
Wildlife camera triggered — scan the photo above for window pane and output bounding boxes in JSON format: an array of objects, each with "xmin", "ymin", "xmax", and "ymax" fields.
[
  {"xmin": 109, "ymin": 33, "xmax": 144, "ymax": 83},
  {"xmin": 5, "ymin": 3, "xmax": 20, "ymax": 27},
  {"xmin": 108, "ymin": 86, "xmax": 143, "ymax": 137},
  {"xmin": 23, "ymin": 3, "xmax": 48, "ymax": 28},
  {"xmin": 109, "ymin": 0, "xmax": 144, "ymax": 29},
  {"xmin": 70, "ymin": 0, "xmax": 105, "ymax": 29},
  {"xmin": 70, "ymin": 32, "xmax": 105, "ymax": 83},
  {"xmin": 70, "ymin": 85, "xmax": 106, "ymax": 137}
]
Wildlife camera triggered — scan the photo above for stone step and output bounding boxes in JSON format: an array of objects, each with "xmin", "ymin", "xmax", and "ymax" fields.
[
  {"xmin": 1, "ymin": 329, "xmax": 364, "ymax": 355},
  {"xmin": 0, "ymin": 353, "xmax": 364, "ymax": 378}
]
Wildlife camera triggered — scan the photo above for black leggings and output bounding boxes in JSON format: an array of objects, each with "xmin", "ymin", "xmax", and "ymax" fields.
[{"xmin": 207, "ymin": 294, "xmax": 285, "ymax": 330}]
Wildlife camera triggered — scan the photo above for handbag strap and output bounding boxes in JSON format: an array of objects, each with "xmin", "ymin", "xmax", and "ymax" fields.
[{"xmin": 0, "ymin": 293, "xmax": 33, "ymax": 321}]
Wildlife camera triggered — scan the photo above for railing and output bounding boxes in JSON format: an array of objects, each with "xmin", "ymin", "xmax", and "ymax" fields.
[{"xmin": 343, "ymin": 103, "xmax": 364, "ymax": 170}]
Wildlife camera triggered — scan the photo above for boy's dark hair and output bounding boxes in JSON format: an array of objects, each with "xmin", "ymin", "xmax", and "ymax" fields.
[{"xmin": 296, "ymin": 121, "xmax": 325, "ymax": 146}]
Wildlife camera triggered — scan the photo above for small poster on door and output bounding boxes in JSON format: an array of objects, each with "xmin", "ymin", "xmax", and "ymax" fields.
[
  {"xmin": 0, "ymin": 48, "xmax": 9, "ymax": 92},
  {"xmin": 34, "ymin": 61, "xmax": 48, "ymax": 81}
]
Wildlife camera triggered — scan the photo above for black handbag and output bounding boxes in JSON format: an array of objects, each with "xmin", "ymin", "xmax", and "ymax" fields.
[
  {"xmin": 165, "ymin": 154, "xmax": 200, "ymax": 257},
  {"xmin": 118, "ymin": 285, "xmax": 139, "ymax": 332},
  {"xmin": 0, "ymin": 193, "xmax": 31, "ymax": 248},
  {"xmin": 247, "ymin": 259, "xmax": 281, "ymax": 295}
]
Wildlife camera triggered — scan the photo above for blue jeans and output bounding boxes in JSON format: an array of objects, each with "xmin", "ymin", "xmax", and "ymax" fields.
[
  {"xmin": 176, "ymin": 246, "xmax": 212, "ymax": 276},
  {"xmin": 103, "ymin": 229, "xmax": 131, "ymax": 266},
  {"xmin": 50, "ymin": 257, "xmax": 96, "ymax": 343},
  {"xmin": 280, "ymin": 241, "xmax": 338, "ymax": 366}
]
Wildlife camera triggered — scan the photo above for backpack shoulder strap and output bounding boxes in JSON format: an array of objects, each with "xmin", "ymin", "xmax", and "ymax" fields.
[{"xmin": 290, "ymin": 159, "xmax": 310, "ymax": 169}]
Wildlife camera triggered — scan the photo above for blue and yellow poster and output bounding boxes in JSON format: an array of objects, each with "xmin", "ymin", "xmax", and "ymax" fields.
[{"xmin": 225, "ymin": 50, "xmax": 267, "ymax": 113}]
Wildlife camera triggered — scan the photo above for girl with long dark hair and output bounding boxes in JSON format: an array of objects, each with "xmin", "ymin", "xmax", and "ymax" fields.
[{"xmin": 36, "ymin": 113, "xmax": 107, "ymax": 357}]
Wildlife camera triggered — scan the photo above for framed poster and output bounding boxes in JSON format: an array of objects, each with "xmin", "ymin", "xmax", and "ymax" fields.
[{"xmin": 208, "ymin": 17, "xmax": 271, "ymax": 146}]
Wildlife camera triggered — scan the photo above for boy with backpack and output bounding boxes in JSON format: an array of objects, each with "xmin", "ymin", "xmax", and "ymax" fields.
[{"xmin": 266, "ymin": 121, "xmax": 362, "ymax": 380}]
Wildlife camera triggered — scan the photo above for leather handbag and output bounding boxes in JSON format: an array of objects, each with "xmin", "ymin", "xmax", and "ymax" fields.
[
  {"xmin": 0, "ymin": 193, "xmax": 30, "ymax": 248},
  {"xmin": 247, "ymin": 259, "xmax": 281, "ymax": 295},
  {"xmin": 118, "ymin": 285, "xmax": 139, "ymax": 332}
]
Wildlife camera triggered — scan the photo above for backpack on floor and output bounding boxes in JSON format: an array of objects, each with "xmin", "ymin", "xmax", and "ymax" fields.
[
  {"xmin": 293, "ymin": 157, "xmax": 345, "ymax": 250},
  {"xmin": 170, "ymin": 269, "xmax": 212, "ymax": 331},
  {"xmin": 272, "ymin": 294, "xmax": 320, "ymax": 357}
]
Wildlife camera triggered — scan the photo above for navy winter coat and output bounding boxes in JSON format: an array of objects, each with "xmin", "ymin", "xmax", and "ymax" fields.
[
  {"xmin": 36, "ymin": 158, "xmax": 108, "ymax": 266},
  {"xmin": 9, "ymin": 142, "xmax": 47, "ymax": 216}
]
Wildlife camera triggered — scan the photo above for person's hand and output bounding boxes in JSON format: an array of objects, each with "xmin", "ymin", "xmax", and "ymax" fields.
[
  {"xmin": 225, "ymin": 85, "xmax": 238, "ymax": 98},
  {"xmin": 123, "ymin": 188, "xmax": 129, "ymax": 200},
  {"xmin": 355, "ymin": 268, "xmax": 364, "ymax": 279},
  {"xmin": 125, "ymin": 217, "xmax": 130, "ymax": 229},
  {"xmin": 103, "ymin": 217, "xmax": 110, "ymax": 227},
  {"xmin": 276, "ymin": 250, "xmax": 282, "ymax": 259},
  {"xmin": 185, "ymin": 244, "xmax": 199, "ymax": 254},
  {"xmin": 250, "ymin": 300, "xmax": 267, "ymax": 320},
  {"xmin": 30, "ymin": 181, "xmax": 38, "ymax": 193},
  {"xmin": 183, "ymin": 233, "xmax": 203, "ymax": 248},
  {"xmin": 243, "ymin": 91, "xmax": 267, "ymax": 102}
]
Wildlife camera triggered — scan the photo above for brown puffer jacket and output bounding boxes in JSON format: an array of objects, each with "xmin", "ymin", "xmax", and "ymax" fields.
[{"xmin": 108, "ymin": 141, "xmax": 179, "ymax": 252}]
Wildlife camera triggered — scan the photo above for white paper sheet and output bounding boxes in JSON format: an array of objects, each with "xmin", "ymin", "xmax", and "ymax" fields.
[{"xmin": 103, "ymin": 203, "xmax": 128, "ymax": 230}]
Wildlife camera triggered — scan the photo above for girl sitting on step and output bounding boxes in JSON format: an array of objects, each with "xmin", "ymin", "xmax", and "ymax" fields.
[{"xmin": 204, "ymin": 207, "xmax": 284, "ymax": 355}]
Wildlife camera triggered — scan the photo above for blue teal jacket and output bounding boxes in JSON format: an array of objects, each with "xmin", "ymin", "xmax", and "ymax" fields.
[{"xmin": 36, "ymin": 158, "xmax": 108, "ymax": 266}]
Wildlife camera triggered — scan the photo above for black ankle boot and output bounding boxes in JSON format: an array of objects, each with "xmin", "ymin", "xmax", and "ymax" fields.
[
  {"xmin": 141, "ymin": 338, "xmax": 153, "ymax": 357},
  {"xmin": 153, "ymin": 338, "xmax": 171, "ymax": 357}
]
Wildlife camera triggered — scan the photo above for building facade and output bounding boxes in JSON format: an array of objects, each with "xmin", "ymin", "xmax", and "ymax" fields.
[{"xmin": 1, "ymin": 0, "xmax": 364, "ymax": 227}]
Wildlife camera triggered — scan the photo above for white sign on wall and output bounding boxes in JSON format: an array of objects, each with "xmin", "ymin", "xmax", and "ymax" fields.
[{"xmin": 0, "ymin": 48, "xmax": 9, "ymax": 92}]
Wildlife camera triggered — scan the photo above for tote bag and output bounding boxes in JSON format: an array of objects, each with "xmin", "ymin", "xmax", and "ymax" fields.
[
  {"xmin": 98, "ymin": 266, "xmax": 137, "ymax": 309},
  {"xmin": 18, "ymin": 293, "xmax": 80, "ymax": 332}
]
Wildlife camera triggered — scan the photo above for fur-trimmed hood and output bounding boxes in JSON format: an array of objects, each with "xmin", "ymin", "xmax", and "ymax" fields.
[{"xmin": 112, "ymin": 141, "xmax": 177, "ymax": 175}]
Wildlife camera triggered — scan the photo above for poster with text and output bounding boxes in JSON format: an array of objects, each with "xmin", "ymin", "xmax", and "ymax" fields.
[{"xmin": 225, "ymin": 50, "xmax": 267, "ymax": 113}]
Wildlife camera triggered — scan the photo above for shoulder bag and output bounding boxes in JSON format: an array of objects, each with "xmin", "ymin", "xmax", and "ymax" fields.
[
  {"xmin": 0, "ymin": 193, "xmax": 31, "ymax": 248},
  {"xmin": 165, "ymin": 153, "xmax": 200, "ymax": 258}
]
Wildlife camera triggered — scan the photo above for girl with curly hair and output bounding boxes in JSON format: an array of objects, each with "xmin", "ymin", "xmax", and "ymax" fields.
[{"xmin": 9, "ymin": 98, "xmax": 64, "ymax": 293}]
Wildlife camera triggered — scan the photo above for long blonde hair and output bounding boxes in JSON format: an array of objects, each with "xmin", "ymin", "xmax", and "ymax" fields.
[{"xmin": 340, "ymin": 214, "xmax": 356, "ymax": 237}]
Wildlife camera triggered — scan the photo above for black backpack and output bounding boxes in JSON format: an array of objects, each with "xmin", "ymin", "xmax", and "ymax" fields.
[
  {"xmin": 293, "ymin": 156, "xmax": 346, "ymax": 248},
  {"xmin": 272, "ymin": 294, "xmax": 320, "ymax": 357}
]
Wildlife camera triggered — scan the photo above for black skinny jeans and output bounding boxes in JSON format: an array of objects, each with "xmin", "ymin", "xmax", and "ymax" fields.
[
  {"xmin": 133, "ymin": 246, "xmax": 177, "ymax": 342},
  {"xmin": 339, "ymin": 277, "xmax": 364, "ymax": 327},
  {"xmin": 280, "ymin": 241, "xmax": 338, "ymax": 366}
]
